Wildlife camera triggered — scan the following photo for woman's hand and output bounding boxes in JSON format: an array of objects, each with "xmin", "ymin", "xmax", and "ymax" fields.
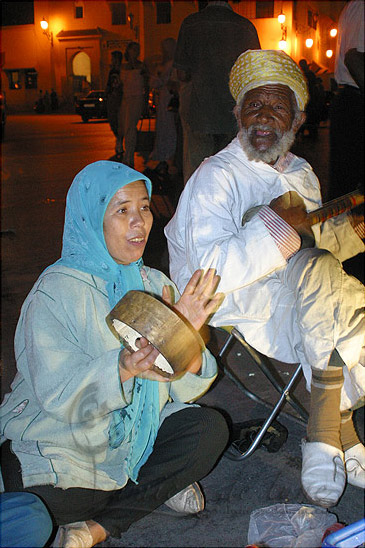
[
  {"xmin": 119, "ymin": 337, "xmax": 169, "ymax": 383},
  {"xmin": 162, "ymin": 269, "xmax": 224, "ymax": 332}
]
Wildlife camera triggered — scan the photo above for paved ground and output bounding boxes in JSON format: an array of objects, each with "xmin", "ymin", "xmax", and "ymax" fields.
[{"xmin": 1, "ymin": 115, "xmax": 364, "ymax": 547}]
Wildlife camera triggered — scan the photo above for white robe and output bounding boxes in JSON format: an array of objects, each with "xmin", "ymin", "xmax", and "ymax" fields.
[{"xmin": 165, "ymin": 137, "xmax": 365, "ymax": 410}]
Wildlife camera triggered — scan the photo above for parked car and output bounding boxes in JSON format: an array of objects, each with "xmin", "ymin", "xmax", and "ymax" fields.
[{"xmin": 75, "ymin": 90, "xmax": 107, "ymax": 122}]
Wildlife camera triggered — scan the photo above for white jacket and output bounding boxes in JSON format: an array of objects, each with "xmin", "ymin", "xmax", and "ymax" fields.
[{"xmin": 165, "ymin": 138, "xmax": 365, "ymax": 409}]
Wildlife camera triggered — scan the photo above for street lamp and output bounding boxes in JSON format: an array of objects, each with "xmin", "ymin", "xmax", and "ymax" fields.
[
  {"xmin": 279, "ymin": 38, "xmax": 287, "ymax": 50},
  {"xmin": 278, "ymin": 11, "xmax": 286, "ymax": 24},
  {"xmin": 40, "ymin": 18, "xmax": 53, "ymax": 46},
  {"xmin": 277, "ymin": 10, "xmax": 287, "ymax": 50}
]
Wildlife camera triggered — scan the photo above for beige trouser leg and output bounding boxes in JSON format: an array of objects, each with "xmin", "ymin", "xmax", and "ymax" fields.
[{"xmin": 118, "ymin": 95, "xmax": 144, "ymax": 168}]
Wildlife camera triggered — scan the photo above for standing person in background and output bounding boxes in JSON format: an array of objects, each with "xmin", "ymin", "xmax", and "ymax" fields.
[
  {"xmin": 329, "ymin": 0, "xmax": 364, "ymax": 200},
  {"xmin": 149, "ymin": 38, "xmax": 179, "ymax": 177},
  {"xmin": 50, "ymin": 88, "xmax": 59, "ymax": 111},
  {"xmin": 178, "ymin": 79, "xmax": 192, "ymax": 185},
  {"xmin": 34, "ymin": 90, "xmax": 45, "ymax": 113},
  {"xmin": 118, "ymin": 42, "xmax": 149, "ymax": 168},
  {"xmin": 105, "ymin": 51, "xmax": 124, "ymax": 160},
  {"xmin": 298, "ymin": 59, "xmax": 321, "ymax": 139},
  {"xmin": 173, "ymin": 0, "xmax": 260, "ymax": 183},
  {"xmin": 43, "ymin": 90, "xmax": 51, "ymax": 112}
]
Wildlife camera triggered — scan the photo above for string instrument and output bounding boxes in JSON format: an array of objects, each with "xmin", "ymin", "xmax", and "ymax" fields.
[
  {"xmin": 242, "ymin": 189, "xmax": 364, "ymax": 247},
  {"xmin": 306, "ymin": 189, "xmax": 364, "ymax": 227},
  {"xmin": 241, "ymin": 188, "xmax": 364, "ymax": 248}
]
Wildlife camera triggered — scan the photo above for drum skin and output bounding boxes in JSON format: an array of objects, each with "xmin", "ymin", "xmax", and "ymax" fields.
[{"xmin": 106, "ymin": 290, "xmax": 205, "ymax": 379}]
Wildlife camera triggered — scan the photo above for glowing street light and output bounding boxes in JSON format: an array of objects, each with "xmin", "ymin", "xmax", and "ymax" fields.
[
  {"xmin": 326, "ymin": 49, "xmax": 333, "ymax": 58},
  {"xmin": 40, "ymin": 17, "xmax": 53, "ymax": 45},
  {"xmin": 306, "ymin": 38, "xmax": 314, "ymax": 48},
  {"xmin": 279, "ymin": 39, "xmax": 287, "ymax": 50},
  {"xmin": 278, "ymin": 12, "xmax": 286, "ymax": 24},
  {"xmin": 330, "ymin": 28, "xmax": 338, "ymax": 37}
]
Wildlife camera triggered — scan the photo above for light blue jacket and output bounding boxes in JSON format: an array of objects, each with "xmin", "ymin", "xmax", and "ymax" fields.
[{"xmin": 0, "ymin": 265, "xmax": 218, "ymax": 490}]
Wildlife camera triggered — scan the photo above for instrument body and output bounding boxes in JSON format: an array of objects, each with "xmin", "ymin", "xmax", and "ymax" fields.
[{"xmin": 106, "ymin": 290, "xmax": 205, "ymax": 379}]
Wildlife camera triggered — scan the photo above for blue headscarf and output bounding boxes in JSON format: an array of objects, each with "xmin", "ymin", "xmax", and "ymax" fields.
[{"xmin": 54, "ymin": 160, "xmax": 159, "ymax": 483}]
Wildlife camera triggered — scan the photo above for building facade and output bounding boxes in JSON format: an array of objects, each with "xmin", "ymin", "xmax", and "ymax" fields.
[{"xmin": 1, "ymin": 0, "xmax": 345, "ymax": 112}]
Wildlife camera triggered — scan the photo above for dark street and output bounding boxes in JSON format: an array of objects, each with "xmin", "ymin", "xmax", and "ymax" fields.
[{"xmin": 1, "ymin": 113, "xmax": 364, "ymax": 546}]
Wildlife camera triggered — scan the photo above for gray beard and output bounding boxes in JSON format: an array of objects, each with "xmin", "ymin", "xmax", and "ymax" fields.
[{"xmin": 238, "ymin": 124, "xmax": 297, "ymax": 164}]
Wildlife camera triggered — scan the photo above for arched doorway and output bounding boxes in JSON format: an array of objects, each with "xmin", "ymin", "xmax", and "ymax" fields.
[{"xmin": 72, "ymin": 51, "xmax": 91, "ymax": 94}]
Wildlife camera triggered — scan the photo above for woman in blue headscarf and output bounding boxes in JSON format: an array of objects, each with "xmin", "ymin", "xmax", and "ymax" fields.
[{"xmin": 0, "ymin": 161, "xmax": 229, "ymax": 547}]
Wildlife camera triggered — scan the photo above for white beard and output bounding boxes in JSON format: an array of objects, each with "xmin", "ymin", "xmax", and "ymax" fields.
[{"xmin": 238, "ymin": 124, "xmax": 297, "ymax": 164}]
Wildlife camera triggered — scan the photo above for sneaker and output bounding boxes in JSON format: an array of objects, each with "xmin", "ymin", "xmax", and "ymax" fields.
[
  {"xmin": 164, "ymin": 482, "xmax": 205, "ymax": 515},
  {"xmin": 345, "ymin": 443, "xmax": 365, "ymax": 488},
  {"xmin": 52, "ymin": 521, "xmax": 93, "ymax": 548},
  {"xmin": 301, "ymin": 439, "xmax": 346, "ymax": 507}
]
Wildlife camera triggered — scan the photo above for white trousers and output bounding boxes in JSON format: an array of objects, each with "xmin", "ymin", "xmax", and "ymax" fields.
[{"xmin": 276, "ymin": 248, "xmax": 364, "ymax": 410}]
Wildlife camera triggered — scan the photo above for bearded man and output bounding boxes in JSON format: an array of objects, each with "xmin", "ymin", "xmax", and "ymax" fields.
[{"xmin": 165, "ymin": 49, "xmax": 365, "ymax": 508}]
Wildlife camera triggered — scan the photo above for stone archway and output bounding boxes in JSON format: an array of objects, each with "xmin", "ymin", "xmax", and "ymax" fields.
[{"xmin": 72, "ymin": 51, "xmax": 91, "ymax": 94}]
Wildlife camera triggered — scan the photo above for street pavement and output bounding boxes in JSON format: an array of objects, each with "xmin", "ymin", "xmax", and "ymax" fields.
[{"xmin": 1, "ymin": 114, "xmax": 364, "ymax": 546}]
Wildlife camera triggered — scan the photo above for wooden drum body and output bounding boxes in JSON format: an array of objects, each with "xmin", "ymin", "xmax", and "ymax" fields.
[{"xmin": 106, "ymin": 290, "xmax": 205, "ymax": 379}]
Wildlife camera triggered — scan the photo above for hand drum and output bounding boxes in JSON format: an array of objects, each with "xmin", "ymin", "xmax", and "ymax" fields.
[{"xmin": 106, "ymin": 290, "xmax": 205, "ymax": 379}]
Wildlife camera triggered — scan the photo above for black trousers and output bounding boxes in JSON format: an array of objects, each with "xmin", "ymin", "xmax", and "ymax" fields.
[{"xmin": 2, "ymin": 407, "xmax": 229, "ymax": 539}]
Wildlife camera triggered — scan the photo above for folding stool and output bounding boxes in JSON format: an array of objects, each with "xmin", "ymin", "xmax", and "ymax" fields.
[{"xmin": 216, "ymin": 327, "xmax": 309, "ymax": 461}]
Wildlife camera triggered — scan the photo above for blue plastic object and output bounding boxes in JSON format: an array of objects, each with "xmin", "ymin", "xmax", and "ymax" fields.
[{"xmin": 322, "ymin": 518, "xmax": 365, "ymax": 548}]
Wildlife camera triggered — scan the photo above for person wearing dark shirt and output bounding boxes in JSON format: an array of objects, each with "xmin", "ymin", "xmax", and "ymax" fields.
[
  {"xmin": 173, "ymin": 0, "xmax": 260, "ymax": 182},
  {"xmin": 105, "ymin": 51, "xmax": 124, "ymax": 158}
]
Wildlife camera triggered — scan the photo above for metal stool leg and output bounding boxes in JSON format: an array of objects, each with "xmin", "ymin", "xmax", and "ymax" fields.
[
  {"xmin": 216, "ymin": 328, "xmax": 308, "ymax": 460},
  {"xmin": 225, "ymin": 363, "xmax": 304, "ymax": 460},
  {"xmin": 231, "ymin": 328, "xmax": 308, "ymax": 422}
]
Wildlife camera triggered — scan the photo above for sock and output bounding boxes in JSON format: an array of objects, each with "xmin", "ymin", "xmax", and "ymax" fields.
[
  {"xmin": 340, "ymin": 410, "xmax": 361, "ymax": 451},
  {"xmin": 307, "ymin": 351, "xmax": 344, "ymax": 450}
]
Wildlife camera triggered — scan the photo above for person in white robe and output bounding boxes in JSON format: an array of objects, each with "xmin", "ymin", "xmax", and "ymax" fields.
[{"xmin": 165, "ymin": 49, "xmax": 365, "ymax": 508}]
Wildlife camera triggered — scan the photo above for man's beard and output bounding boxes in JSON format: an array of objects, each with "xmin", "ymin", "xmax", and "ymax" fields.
[{"xmin": 238, "ymin": 124, "xmax": 297, "ymax": 164}]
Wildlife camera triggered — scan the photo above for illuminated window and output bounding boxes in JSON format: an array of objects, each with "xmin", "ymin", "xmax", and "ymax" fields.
[
  {"xmin": 256, "ymin": 1, "xmax": 274, "ymax": 19},
  {"xmin": 6, "ymin": 70, "xmax": 22, "ymax": 90},
  {"xmin": 156, "ymin": 2, "xmax": 171, "ymax": 24},
  {"xmin": 111, "ymin": 3, "xmax": 126, "ymax": 25}
]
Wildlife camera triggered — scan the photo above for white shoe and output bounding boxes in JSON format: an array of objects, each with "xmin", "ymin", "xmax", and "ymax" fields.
[
  {"xmin": 345, "ymin": 443, "xmax": 365, "ymax": 488},
  {"xmin": 52, "ymin": 521, "xmax": 93, "ymax": 548},
  {"xmin": 301, "ymin": 439, "xmax": 346, "ymax": 507},
  {"xmin": 164, "ymin": 482, "xmax": 205, "ymax": 515}
]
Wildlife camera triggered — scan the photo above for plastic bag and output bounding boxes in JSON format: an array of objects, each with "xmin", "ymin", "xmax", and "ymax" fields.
[{"xmin": 247, "ymin": 503, "xmax": 337, "ymax": 548}]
